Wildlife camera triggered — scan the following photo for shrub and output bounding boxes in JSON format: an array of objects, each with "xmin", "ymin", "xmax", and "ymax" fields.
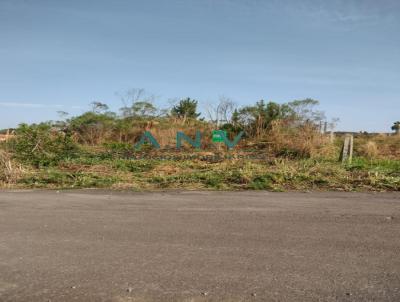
[
  {"xmin": 248, "ymin": 175, "xmax": 273, "ymax": 190},
  {"xmin": 68, "ymin": 112, "xmax": 116, "ymax": 145},
  {"xmin": 8, "ymin": 123, "xmax": 78, "ymax": 167}
]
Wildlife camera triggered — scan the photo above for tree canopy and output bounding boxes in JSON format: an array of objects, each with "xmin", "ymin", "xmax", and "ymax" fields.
[{"xmin": 171, "ymin": 98, "xmax": 201, "ymax": 119}]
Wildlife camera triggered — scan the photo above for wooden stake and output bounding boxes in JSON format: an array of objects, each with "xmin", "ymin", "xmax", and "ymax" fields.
[{"xmin": 340, "ymin": 134, "xmax": 353, "ymax": 164}]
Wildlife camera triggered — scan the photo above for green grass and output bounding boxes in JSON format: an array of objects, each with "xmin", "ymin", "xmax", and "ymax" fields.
[
  {"xmin": 347, "ymin": 158, "xmax": 400, "ymax": 175},
  {"xmin": 3, "ymin": 151, "xmax": 400, "ymax": 191}
]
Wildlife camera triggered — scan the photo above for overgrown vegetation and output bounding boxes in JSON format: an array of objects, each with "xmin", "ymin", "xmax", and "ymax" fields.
[{"xmin": 1, "ymin": 91, "xmax": 399, "ymax": 191}]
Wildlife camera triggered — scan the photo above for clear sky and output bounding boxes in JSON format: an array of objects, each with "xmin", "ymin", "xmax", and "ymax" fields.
[{"xmin": 0, "ymin": 0, "xmax": 399, "ymax": 132}]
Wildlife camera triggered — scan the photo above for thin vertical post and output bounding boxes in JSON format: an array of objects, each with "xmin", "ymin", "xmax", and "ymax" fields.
[{"xmin": 340, "ymin": 134, "xmax": 353, "ymax": 164}]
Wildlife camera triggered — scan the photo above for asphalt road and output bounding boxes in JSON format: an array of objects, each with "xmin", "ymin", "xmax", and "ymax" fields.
[{"xmin": 0, "ymin": 190, "xmax": 399, "ymax": 301}]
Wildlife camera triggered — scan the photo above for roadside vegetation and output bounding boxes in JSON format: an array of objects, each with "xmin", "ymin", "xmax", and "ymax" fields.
[{"xmin": 1, "ymin": 90, "xmax": 399, "ymax": 191}]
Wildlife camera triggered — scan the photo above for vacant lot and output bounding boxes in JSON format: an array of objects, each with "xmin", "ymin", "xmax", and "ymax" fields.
[{"xmin": 0, "ymin": 190, "xmax": 400, "ymax": 301}]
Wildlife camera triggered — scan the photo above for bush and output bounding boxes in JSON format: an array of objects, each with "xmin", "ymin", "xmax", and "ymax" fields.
[
  {"xmin": 249, "ymin": 175, "xmax": 273, "ymax": 190},
  {"xmin": 8, "ymin": 123, "xmax": 78, "ymax": 167}
]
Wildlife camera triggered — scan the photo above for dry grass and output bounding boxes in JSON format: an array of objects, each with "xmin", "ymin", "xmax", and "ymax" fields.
[
  {"xmin": 1, "ymin": 121, "xmax": 399, "ymax": 191},
  {"xmin": 263, "ymin": 121, "xmax": 338, "ymax": 159},
  {"xmin": 354, "ymin": 135, "xmax": 400, "ymax": 159},
  {"xmin": 0, "ymin": 150, "xmax": 22, "ymax": 185},
  {"xmin": 148, "ymin": 119, "xmax": 214, "ymax": 149},
  {"xmin": 358, "ymin": 141, "xmax": 379, "ymax": 159}
]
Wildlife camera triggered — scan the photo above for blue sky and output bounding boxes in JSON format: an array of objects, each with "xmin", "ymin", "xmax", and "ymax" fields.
[{"xmin": 0, "ymin": 0, "xmax": 399, "ymax": 131}]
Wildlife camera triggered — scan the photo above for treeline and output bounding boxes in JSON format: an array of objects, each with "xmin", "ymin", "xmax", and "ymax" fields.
[
  {"xmin": 46, "ymin": 90, "xmax": 331, "ymax": 146},
  {"xmin": 4, "ymin": 91, "xmax": 340, "ymax": 168}
]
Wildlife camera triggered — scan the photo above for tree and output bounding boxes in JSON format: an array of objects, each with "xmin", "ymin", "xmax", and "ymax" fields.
[
  {"xmin": 171, "ymin": 98, "xmax": 201, "ymax": 120},
  {"xmin": 118, "ymin": 88, "xmax": 145, "ymax": 109},
  {"xmin": 205, "ymin": 96, "xmax": 236, "ymax": 126},
  {"xmin": 118, "ymin": 88, "xmax": 157, "ymax": 118},
  {"xmin": 231, "ymin": 109, "xmax": 240, "ymax": 125},
  {"xmin": 54, "ymin": 111, "xmax": 70, "ymax": 129},
  {"xmin": 68, "ymin": 112, "xmax": 116, "ymax": 145},
  {"xmin": 130, "ymin": 101, "xmax": 157, "ymax": 117},
  {"xmin": 90, "ymin": 102, "xmax": 109, "ymax": 114},
  {"xmin": 57, "ymin": 111, "xmax": 69, "ymax": 119},
  {"xmin": 235, "ymin": 100, "xmax": 293, "ymax": 136},
  {"xmin": 328, "ymin": 118, "xmax": 340, "ymax": 132},
  {"xmin": 287, "ymin": 98, "xmax": 325, "ymax": 123},
  {"xmin": 392, "ymin": 121, "xmax": 400, "ymax": 135}
]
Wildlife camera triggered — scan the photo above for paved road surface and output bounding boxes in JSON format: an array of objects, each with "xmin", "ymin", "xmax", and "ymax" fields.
[{"xmin": 0, "ymin": 190, "xmax": 400, "ymax": 301}]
